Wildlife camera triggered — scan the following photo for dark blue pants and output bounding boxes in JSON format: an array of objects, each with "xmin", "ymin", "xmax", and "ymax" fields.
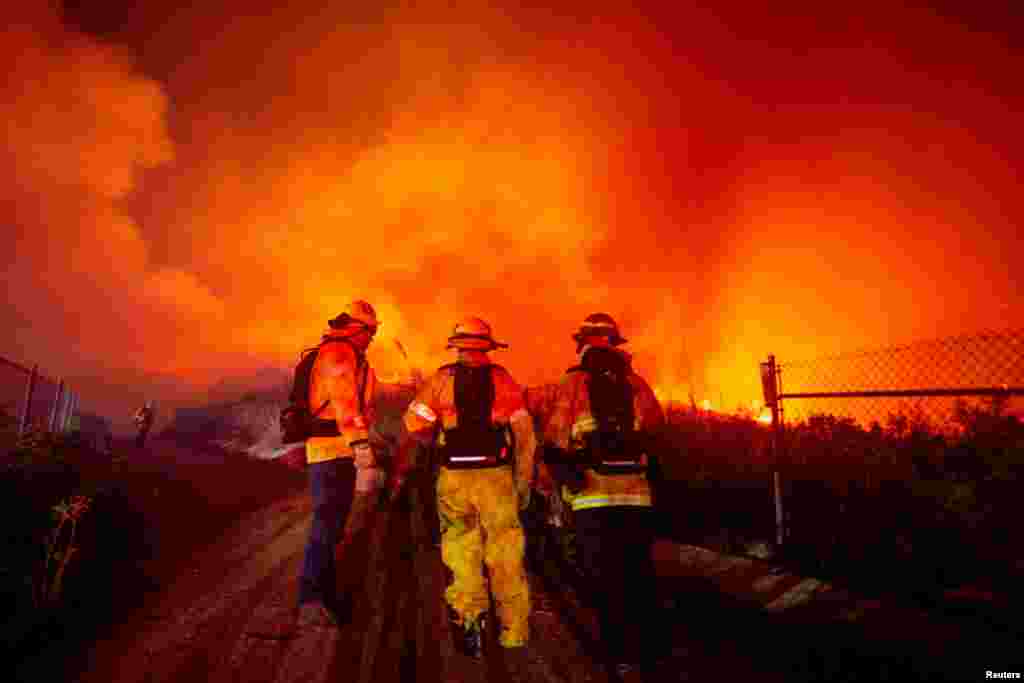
[
  {"xmin": 574, "ymin": 506, "xmax": 657, "ymax": 666},
  {"xmin": 298, "ymin": 458, "xmax": 356, "ymax": 606}
]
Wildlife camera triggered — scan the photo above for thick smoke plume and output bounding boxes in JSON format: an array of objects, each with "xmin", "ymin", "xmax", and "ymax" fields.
[{"xmin": 2, "ymin": 2, "xmax": 1022, "ymax": 430}]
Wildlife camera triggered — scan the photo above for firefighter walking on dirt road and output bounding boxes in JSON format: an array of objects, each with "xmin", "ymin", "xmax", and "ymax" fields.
[
  {"xmin": 390, "ymin": 317, "xmax": 537, "ymax": 658},
  {"xmin": 543, "ymin": 313, "xmax": 666, "ymax": 682},
  {"xmin": 295, "ymin": 300, "xmax": 380, "ymax": 628}
]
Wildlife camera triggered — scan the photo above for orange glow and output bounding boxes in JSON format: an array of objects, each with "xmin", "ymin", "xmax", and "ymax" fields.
[{"xmin": 3, "ymin": 4, "xmax": 1023, "ymax": 431}]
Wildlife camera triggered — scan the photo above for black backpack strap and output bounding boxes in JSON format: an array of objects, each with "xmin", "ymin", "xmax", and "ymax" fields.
[
  {"xmin": 439, "ymin": 362, "xmax": 509, "ymax": 469},
  {"xmin": 290, "ymin": 345, "xmax": 323, "ymax": 404},
  {"xmin": 452, "ymin": 363, "xmax": 496, "ymax": 427},
  {"xmin": 576, "ymin": 348, "xmax": 643, "ymax": 474},
  {"xmin": 355, "ymin": 353, "xmax": 369, "ymax": 417}
]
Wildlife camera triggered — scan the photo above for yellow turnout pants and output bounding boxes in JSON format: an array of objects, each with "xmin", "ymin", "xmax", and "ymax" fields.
[{"xmin": 437, "ymin": 465, "xmax": 529, "ymax": 647}]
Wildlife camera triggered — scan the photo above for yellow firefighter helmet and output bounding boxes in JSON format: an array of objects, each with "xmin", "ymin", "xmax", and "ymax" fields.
[{"xmin": 446, "ymin": 317, "xmax": 509, "ymax": 351}]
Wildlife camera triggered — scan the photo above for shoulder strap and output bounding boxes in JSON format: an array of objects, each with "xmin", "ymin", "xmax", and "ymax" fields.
[
  {"xmin": 291, "ymin": 345, "xmax": 323, "ymax": 403},
  {"xmin": 329, "ymin": 336, "xmax": 369, "ymax": 417},
  {"xmin": 299, "ymin": 336, "xmax": 370, "ymax": 417}
]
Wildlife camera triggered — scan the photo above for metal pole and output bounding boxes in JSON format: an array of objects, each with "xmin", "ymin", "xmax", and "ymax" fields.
[
  {"xmin": 70, "ymin": 392, "xmax": 80, "ymax": 430},
  {"xmin": 49, "ymin": 379, "xmax": 65, "ymax": 433},
  {"xmin": 768, "ymin": 355, "xmax": 786, "ymax": 548},
  {"xmin": 18, "ymin": 365, "xmax": 39, "ymax": 437},
  {"xmin": 58, "ymin": 388, "xmax": 69, "ymax": 432},
  {"xmin": 61, "ymin": 390, "xmax": 75, "ymax": 432}
]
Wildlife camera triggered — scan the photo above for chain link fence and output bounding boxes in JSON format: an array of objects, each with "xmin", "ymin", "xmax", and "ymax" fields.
[
  {"xmin": 758, "ymin": 329, "xmax": 1024, "ymax": 594},
  {"xmin": 0, "ymin": 355, "xmax": 85, "ymax": 447},
  {"xmin": 775, "ymin": 328, "xmax": 1024, "ymax": 430}
]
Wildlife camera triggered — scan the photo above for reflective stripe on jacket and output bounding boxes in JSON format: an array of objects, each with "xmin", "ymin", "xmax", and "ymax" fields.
[{"xmin": 543, "ymin": 349, "xmax": 664, "ymax": 512}]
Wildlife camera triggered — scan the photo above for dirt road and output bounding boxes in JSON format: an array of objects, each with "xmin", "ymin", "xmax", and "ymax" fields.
[
  {"xmin": 18, "ymin": 441, "xmax": 1009, "ymax": 682},
  {"xmin": 55, "ymin": 459, "xmax": 787, "ymax": 683}
]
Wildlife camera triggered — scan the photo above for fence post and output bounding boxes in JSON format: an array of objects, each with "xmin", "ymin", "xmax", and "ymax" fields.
[
  {"xmin": 61, "ymin": 391, "xmax": 71, "ymax": 432},
  {"xmin": 60, "ymin": 389, "xmax": 74, "ymax": 432},
  {"xmin": 762, "ymin": 355, "xmax": 786, "ymax": 548},
  {"xmin": 49, "ymin": 379, "xmax": 65, "ymax": 433},
  {"xmin": 68, "ymin": 391, "xmax": 79, "ymax": 431},
  {"xmin": 18, "ymin": 364, "xmax": 39, "ymax": 437},
  {"xmin": 57, "ymin": 388, "xmax": 69, "ymax": 432}
]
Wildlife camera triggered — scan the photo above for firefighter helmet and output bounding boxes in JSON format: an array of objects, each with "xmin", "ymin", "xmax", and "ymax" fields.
[
  {"xmin": 572, "ymin": 312, "xmax": 627, "ymax": 352},
  {"xmin": 446, "ymin": 317, "xmax": 509, "ymax": 351},
  {"xmin": 329, "ymin": 300, "xmax": 379, "ymax": 331}
]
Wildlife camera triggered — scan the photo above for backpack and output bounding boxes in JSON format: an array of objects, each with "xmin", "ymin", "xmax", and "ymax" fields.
[
  {"xmin": 570, "ymin": 347, "xmax": 645, "ymax": 474},
  {"xmin": 279, "ymin": 337, "xmax": 368, "ymax": 444},
  {"xmin": 436, "ymin": 363, "xmax": 513, "ymax": 469}
]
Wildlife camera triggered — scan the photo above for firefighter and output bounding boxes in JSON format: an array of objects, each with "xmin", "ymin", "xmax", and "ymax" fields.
[
  {"xmin": 133, "ymin": 400, "xmax": 155, "ymax": 448},
  {"xmin": 390, "ymin": 317, "xmax": 536, "ymax": 658},
  {"xmin": 542, "ymin": 313, "xmax": 665, "ymax": 681},
  {"xmin": 295, "ymin": 300, "xmax": 379, "ymax": 628}
]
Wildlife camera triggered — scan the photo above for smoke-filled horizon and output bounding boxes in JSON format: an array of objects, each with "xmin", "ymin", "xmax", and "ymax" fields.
[{"xmin": 2, "ymin": 2, "xmax": 1022, "ymax": 427}]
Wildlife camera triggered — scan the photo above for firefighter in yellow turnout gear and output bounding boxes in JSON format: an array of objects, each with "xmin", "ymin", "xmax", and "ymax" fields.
[{"xmin": 393, "ymin": 318, "xmax": 536, "ymax": 657}]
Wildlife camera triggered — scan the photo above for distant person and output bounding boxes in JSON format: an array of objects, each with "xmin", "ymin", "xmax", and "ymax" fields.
[
  {"xmin": 542, "ymin": 313, "xmax": 666, "ymax": 682},
  {"xmin": 390, "ymin": 317, "xmax": 536, "ymax": 659},
  {"xmin": 294, "ymin": 300, "xmax": 379, "ymax": 629},
  {"xmin": 133, "ymin": 401, "xmax": 155, "ymax": 448}
]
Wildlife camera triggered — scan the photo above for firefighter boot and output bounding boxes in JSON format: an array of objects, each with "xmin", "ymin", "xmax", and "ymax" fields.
[
  {"xmin": 608, "ymin": 661, "xmax": 646, "ymax": 683},
  {"xmin": 448, "ymin": 605, "xmax": 486, "ymax": 659}
]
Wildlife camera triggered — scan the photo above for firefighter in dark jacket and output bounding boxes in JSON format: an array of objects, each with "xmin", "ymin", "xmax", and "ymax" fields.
[{"xmin": 542, "ymin": 313, "xmax": 665, "ymax": 681}]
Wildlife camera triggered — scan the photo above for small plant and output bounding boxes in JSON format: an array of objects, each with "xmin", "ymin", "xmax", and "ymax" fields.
[{"xmin": 33, "ymin": 494, "xmax": 92, "ymax": 609}]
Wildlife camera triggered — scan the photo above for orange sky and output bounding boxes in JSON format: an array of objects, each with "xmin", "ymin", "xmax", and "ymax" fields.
[{"xmin": 2, "ymin": 2, "xmax": 1022, "ymax": 428}]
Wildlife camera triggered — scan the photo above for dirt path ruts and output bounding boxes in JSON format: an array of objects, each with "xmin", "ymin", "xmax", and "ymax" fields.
[
  {"xmin": 73, "ymin": 468, "xmax": 630, "ymax": 683},
  {"xmin": 68, "ymin": 459, "xmax": 914, "ymax": 683}
]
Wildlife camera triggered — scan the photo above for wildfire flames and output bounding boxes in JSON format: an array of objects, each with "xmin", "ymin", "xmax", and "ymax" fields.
[{"xmin": 1, "ymin": 3, "xmax": 1022, "ymax": 429}]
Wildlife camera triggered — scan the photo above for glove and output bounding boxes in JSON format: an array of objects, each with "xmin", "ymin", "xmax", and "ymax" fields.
[
  {"xmin": 352, "ymin": 440, "xmax": 376, "ymax": 469},
  {"xmin": 369, "ymin": 425, "xmax": 395, "ymax": 451}
]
